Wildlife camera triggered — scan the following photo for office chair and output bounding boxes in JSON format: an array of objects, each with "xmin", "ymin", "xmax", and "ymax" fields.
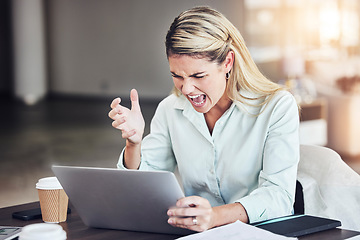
[{"xmin": 297, "ymin": 144, "xmax": 360, "ymax": 231}]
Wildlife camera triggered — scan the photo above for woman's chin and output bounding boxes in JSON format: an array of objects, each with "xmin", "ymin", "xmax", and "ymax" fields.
[{"xmin": 190, "ymin": 101, "xmax": 211, "ymax": 113}]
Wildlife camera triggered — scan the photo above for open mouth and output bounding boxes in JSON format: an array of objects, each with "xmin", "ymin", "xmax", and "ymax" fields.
[{"xmin": 188, "ymin": 94, "xmax": 206, "ymax": 106}]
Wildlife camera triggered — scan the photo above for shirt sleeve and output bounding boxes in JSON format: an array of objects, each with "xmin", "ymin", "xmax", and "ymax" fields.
[
  {"xmin": 117, "ymin": 98, "xmax": 177, "ymax": 172},
  {"xmin": 237, "ymin": 92, "xmax": 300, "ymax": 223}
]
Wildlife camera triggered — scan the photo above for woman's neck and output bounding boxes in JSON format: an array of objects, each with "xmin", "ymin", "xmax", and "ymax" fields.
[{"xmin": 204, "ymin": 95, "xmax": 232, "ymax": 134}]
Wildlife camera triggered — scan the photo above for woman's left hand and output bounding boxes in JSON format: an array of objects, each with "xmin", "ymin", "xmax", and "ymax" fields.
[{"xmin": 167, "ymin": 196, "xmax": 215, "ymax": 232}]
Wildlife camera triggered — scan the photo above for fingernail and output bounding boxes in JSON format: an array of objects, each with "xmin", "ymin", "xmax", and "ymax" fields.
[
  {"xmin": 167, "ymin": 210, "xmax": 173, "ymax": 216},
  {"xmin": 168, "ymin": 218, "xmax": 173, "ymax": 224}
]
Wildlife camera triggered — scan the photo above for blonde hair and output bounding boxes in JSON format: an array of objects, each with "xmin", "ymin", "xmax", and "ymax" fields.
[{"xmin": 165, "ymin": 6, "xmax": 283, "ymax": 108}]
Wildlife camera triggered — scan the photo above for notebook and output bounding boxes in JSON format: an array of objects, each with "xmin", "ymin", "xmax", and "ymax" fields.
[
  {"xmin": 251, "ymin": 214, "xmax": 341, "ymax": 237},
  {"xmin": 52, "ymin": 165, "xmax": 194, "ymax": 235}
]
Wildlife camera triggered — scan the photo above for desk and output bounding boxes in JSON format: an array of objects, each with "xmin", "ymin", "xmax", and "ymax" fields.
[{"xmin": 1, "ymin": 202, "xmax": 359, "ymax": 240}]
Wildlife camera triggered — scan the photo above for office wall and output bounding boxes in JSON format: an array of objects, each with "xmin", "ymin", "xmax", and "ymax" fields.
[{"xmin": 47, "ymin": 0, "xmax": 244, "ymax": 99}]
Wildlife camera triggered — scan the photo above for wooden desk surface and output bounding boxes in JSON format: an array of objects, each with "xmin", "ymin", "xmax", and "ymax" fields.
[{"xmin": 1, "ymin": 202, "xmax": 359, "ymax": 240}]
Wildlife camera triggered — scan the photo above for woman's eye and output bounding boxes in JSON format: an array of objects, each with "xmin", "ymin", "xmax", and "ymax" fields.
[
  {"xmin": 194, "ymin": 75, "xmax": 205, "ymax": 79},
  {"xmin": 172, "ymin": 75, "xmax": 182, "ymax": 79}
]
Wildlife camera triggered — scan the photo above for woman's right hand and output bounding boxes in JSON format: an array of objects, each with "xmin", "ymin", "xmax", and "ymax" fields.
[{"xmin": 108, "ymin": 89, "xmax": 145, "ymax": 145}]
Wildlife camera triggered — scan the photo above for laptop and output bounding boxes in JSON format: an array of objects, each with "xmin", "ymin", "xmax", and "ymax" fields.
[{"xmin": 52, "ymin": 165, "xmax": 194, "ymax": 235}]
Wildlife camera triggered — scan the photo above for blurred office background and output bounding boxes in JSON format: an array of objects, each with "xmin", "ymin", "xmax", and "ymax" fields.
[{"xmin": 1, "ymin": 0, "xmax": 360, "ymax": 208}]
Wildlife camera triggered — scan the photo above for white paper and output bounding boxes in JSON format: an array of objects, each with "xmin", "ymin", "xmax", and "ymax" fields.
[
  {"xmin": 346, "ymin": 235, "xmax": 360, "ymax": 240},
  {"xmin": 176, "ymin": 221, "xmax": 297, "ymax": 240}
]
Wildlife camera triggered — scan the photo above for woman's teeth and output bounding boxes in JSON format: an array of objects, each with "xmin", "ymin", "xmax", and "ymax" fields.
[
  {"xmin": 188, "ymin": 94, "xmax": 202, "ymax": 99},
  {"xmin": 188, "ymin": 94, "xmax": 206, "ymax": 106}
]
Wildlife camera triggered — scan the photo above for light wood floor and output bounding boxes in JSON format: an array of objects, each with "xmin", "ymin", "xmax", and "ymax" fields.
[{"xmin": 0, "ymin": 96, "xmax": 359, "ymax": 208}]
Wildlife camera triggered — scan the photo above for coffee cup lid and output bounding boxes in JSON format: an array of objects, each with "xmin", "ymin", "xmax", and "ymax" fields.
[
  {"xmin": 36, "ymin": 177, "xmax": 63, "ymax": 190},
  {"xmin": 19, "ymin": 223, "xmax": 66, "ymax": 240}
]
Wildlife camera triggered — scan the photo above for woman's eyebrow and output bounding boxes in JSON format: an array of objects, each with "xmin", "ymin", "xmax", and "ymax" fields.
[{"xmin": 170, "ymin": 71, "xmax": 206, "ymax": 77}]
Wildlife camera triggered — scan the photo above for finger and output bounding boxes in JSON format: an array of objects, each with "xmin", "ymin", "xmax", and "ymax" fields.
[
  {"xmin": 111, "ymin": 104, "xmax": 128, "ymax": 117},
  {"xmin": 176, "ymin": 196, "xmax": 206, "ymax": 208},
  {"xmin": 112, "ymin": 121, "xmax": 136, "ymax": 139},
  {"xmin": 108, "ymin": 108, "xmax": 120, "ymax": 119},
  {"xmin": 168, "ymin": 216, "xmax": 194, "ymax": 228},
  {"xmin": 112, "ymin": 120, "xmax": 121, "ymax": 129},
  {"xmin": 130, "ymin": 89, "xmax": 141, "ymax": 112},
  {"xmin": 110, "ymin": 97, "xmax": 121, "ymax": 109},
  {"xmin": 168, "ymin": 216, "xmax": 206, "ymax": 232},
  {"xmin": 112, "ymin": 116, "xmax": 126, "ymax": 128},
  {"xmin": 168, "ymin": 207, "xmax": 210, "ymax": 218}
]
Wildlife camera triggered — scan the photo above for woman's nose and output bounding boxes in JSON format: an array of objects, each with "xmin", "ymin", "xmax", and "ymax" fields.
[{"xmin": 181, "ymin": 78, "xmax": 195, "ymax": 95}]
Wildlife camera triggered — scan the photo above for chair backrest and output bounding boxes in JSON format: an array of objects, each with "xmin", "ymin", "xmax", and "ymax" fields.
[
  {"xmin": 297, "ymin": 144, "xmax": 360, "ymax": 231},
  {"xmin": 293, "ymin": 180, "xmax": 304, "ymax": 215},
  {"xmin": 299, "ymin": 145, "xmax": 359, "ymax": 184}
]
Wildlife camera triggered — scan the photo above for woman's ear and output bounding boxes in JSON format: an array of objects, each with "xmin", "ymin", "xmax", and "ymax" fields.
[{"xmin": 224, "ymin": 51, "xmax": 234, "ymax": 73}]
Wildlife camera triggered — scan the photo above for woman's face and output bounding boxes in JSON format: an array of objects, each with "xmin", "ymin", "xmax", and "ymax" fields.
[{"xmin": 169, "ymin": 53, "xmax": 233, "ymax": 114}]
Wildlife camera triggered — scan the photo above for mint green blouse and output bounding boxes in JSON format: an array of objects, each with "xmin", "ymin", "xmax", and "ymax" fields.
[{"xmin": 117, "ymin": 90, "xmax": 300, "ymax": 223}]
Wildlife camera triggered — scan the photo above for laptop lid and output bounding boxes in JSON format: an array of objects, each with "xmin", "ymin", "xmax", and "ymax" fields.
[{"xmin": 52, "ymin": 165, "xmax": 194, "ymax": 235}]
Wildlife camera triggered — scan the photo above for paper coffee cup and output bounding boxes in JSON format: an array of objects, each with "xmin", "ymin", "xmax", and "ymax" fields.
[
  {"xmin": 19, "ymin": 223, "xmax": 66, "ymax": 240},
  {"xmin": 36, "ymin": 177, "xmax": 69, "ymax": 223}
]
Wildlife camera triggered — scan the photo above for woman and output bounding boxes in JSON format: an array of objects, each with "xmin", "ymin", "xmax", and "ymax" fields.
[{"xmin": 108, "ymin": 6, "xmax": 299, "ymax": 232}]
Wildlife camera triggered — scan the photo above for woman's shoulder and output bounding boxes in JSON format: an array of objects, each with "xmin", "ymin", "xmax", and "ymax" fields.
[
  {"xmin": 269, "ymin": 90, "xmax": 298, "ymax": 107},
  {"xmin": 236, "ymin": 89, "xmax": 297, "ymax": 114},
  {"xmin": 264, "ymin": 90, "xmax": 299, "ymax": 120}
]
